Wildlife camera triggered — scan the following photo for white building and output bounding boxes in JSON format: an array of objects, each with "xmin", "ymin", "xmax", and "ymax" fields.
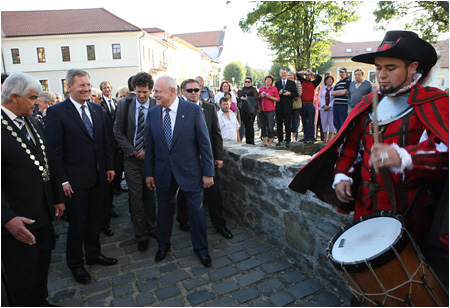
[{"xmin": 1, "ymin": 8, "xmax": 222, "ymax": 94}]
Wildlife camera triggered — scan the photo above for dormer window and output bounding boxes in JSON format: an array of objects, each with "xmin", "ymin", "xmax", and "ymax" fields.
[
  {"xmin": 345, "ymin": 48, "xmax": 352, "ymax": 53},
  {"xmin": 366, "ymin": 47, "xmax": 373, "ymax": 52}
]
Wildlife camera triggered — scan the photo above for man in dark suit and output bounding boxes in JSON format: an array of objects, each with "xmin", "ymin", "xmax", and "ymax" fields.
[
  {"xmin": 99, "ymin": 81, "xmax": 117, "ymax": 122},
  {"xmin": 45, "ymin": 69, "xmax": 118, "ymax": 284},
  {"xmin": 1, "ymin": 72, "xmax": 65, "ymax": 306},
  {"xmin": 275, "ymin": 68, "xmax": 298, "ymax": 148},
  {"xmin": 114, "ymin": 72, "xmax": 157, "ymax": 252},
  {"xmin": 177, "ymin": 78, "xmax": 233, "ymax": 239},
  {"xmin": 145, "ymin": 76, "xmax": 215, "ymax": 267}
]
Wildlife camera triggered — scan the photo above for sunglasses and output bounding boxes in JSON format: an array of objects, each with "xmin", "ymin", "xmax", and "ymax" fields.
[
  {"xmin": 185, "ymin": 88, "xmax": 200, "ymax": 93},
  {"xmin": 245, "ymin": 80, "xmax": 251, "ymax": 83}
]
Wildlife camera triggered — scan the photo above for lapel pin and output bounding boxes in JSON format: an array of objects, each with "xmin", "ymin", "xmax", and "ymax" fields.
[{"xmin": 182, "ymin": 115, "xmax": 185, "ymax": 118}]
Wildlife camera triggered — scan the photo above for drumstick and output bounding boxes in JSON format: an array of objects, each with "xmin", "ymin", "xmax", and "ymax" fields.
[{"xmin": 372, "ymin": 89, "xmax": 379, "ymax": 144}]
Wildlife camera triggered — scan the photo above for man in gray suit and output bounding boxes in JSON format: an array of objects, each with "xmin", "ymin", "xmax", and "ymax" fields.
[{"xmin": 113, "ymin": 72, "xmax": 157, "ymax": 252}]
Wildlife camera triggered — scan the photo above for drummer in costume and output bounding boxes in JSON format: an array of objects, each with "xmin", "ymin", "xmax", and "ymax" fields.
[{"xmin": 289, "ymin": 30, "xmax": 449, "ymax": 288}]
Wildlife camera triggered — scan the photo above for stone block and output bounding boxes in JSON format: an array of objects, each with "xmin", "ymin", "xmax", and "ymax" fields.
[
  {"xmin": 256, "ymin": 278, "xmax": 285, "ymax": 296},
  {"xmin": 236, "ymin": 257, "xmax": 262, "ymax": 271},
  {"xmin": 287, "ymin": 278, "xmax": 324, "ymax": 299},
  {"xmin": 262, "ymin": 259, "xmax": 293, "ymax": 274},
  {"xmin": 113, "ymin": 283, "xmax": 134, "ymax": 298},
  {"xmin": 136, "ymin": 292, "xmax": 156, "ymax": 306},
  {"xmin": 209, "ymin": 265, "xmax": 237, "ymax": 282},
  {"xmin": 112, "ymin": 297, "xmax": 135, "ymax": 307},
  {"xmin": 182, "ymin": 277, "xmax": 208, "ymax": 291},
  {"xmin": 212, "ymin": 280, "xmax": 239, "ymax": 295},
  {"xmin": 281, "ymin": 270, "xmax": 307, "ymax": 284},
  {"xmin": 155, "ymin": 285, "xmax": 181, "ymax": 301},
  {"xmin": 112, "ymin": 272, "xmax": 135, "ymax": 286},
  {"xmin": 236, "ymin": 269, "xmax": 265, "ymax": 287},
  {"xmin": 80, "ymin": 279, "xmax": 110, "ymax": 295},
  {"xmin": 204, "ymin": 296, "xmax": 237, "ymax": 307},
  {"xmin": 86, "ymin": 291, "xmax": 111, "ymax": 306},
  {"xmin": 159, "ymin": 270, "xmax": 189, "ymax": 285},
  {"xmin": 269, "ymin": 291, "xmax": 296, "ymax": 306},
  {"xmin": 187, "ymin": 289, "xmax": 215, "ymax": 306},
  {"xmin": 136, "ymin": 277, "xmax": 159, "ymax": 293},
  {"xmin": 311, "ymin": 291, "xmax": 344, "ymax": 306},
  {"xmin": 232, "ymin": 286, "xmax": 259, "ymax": 304}
]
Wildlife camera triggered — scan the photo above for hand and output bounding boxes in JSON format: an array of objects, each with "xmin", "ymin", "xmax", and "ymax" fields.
[
  {"xmin": 240, "ymin": 96, "xmax": 247, "ymax": 101},
  {"xmin": 63, "ymin": 183, "xmax": 74, "ymax": 198},
  {"xmin": 54, "ymin": 203, "xmax": 65, "ymax": 220},
  {"xmin": 146, "ymin": 177, "xmax": 155, "ymax": 190},
  {"xmin": 284, "ymin": 91, "xmax": 291, "ymax": 96},
  {"xmin": 335, "ymin": 180, "xmax": 354, "ymax": 203},
  {"xmin": 203, "ymin": 176, "xmax": 214, "ymax": 188},
  {"xmin": 369, "ymin": 144, "xmax": 401, "ymax": 173},
  {"xmin": 106, "ymin": 170, "xmax": 115, "ymax": 183},
  {"xmin": 135, "ymin": 150, "xmax": 145, "ymax": 161},
  {"xmin": 215, "ymin": 160, "xmax": 223, "ymax": 169},
  {"xmin": 323, "ymin": 105, "xmax": 331, "ymax": 111},
  {"xmin": 4, "ymin": 217, "xmax": 36, "ymax": 245}
]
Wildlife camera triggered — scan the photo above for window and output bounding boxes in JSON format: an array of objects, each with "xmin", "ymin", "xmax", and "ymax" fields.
[
  {"xmin": 61, "ymin": 46, "xmax": 71, "ymax": 62},
  {"xmin": 61, "ymin": 79, "xmax": 67, "ymax": 94},
  {"xmin": 37, "ymin": 47, "xmax": 46, "ymax": 63},
  {"xmin": 345, "ymin": 48, "xmax": 352, "ymax": 53},
  {"xmin": 11, "ymin": 48, "xmax": 20, "ymax": 64},
  {"xmin": 87, "ymin": 45, "xmax": 96, "ymax": 61},
  {"xmin": 438, "ymin": 74, "xmax": 446, "ymax": 87},
  {"xmin": 40, "ymin": 80, "xmax": 49, "ymax": 91},
  {"xmin": 366, "ymin": 47, "xmax": 373, "ymax": 52},
  {"xmin": 112, "ymin": 44, "xmax": 121, "ymax": 59},
  {"xmin": 346, "ymin": 71, "xmax": 353, "ymax": 81},
  {"xmin": 369, "ymin": 71, "xmax": 376, "ymax": 84}
]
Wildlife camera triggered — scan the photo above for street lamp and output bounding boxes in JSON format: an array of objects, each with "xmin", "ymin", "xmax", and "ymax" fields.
[{"xmin": 232, "ymin": 77, "xmax": 235, "ymax": 88}]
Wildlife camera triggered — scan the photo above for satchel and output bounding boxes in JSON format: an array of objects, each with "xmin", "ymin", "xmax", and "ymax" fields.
[
  {"xmin": 245, "ymin": 96, "xmax": 259, "ymax": 115},
  {"xmin": 293, "ymin": 96, "xmax": 302, "ymax": 109}
]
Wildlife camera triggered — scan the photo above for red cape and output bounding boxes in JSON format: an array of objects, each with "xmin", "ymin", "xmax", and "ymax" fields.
[{"xmin": 289, "ymin": 84, "xmax": 449, "ymax": 213}]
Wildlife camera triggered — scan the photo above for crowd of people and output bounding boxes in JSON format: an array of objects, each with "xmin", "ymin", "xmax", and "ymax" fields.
[{"xmin": 1, "ymin": 29, "xmax": 448, "ymax": 306}]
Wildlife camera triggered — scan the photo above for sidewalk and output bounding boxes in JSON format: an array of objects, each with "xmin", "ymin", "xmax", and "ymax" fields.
[{"xmin": 47, "ymin": 185, "xmax": 349, "ymax": 307}]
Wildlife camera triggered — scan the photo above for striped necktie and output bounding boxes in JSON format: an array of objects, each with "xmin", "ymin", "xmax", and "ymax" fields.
[
  {"xmin": 164, "ymin": 108, "xmax": 172, "ymax": 149},
  {"xmin": 80, "ymin": 105, "xmax": 94, "ymax": 139},
  {"xmin": 135, "ymin": 105, "xmax": 145, "ymax": 152},
  {"xmin": 14, "ymin": 117, "xmax": 31, "ymax": 141}
]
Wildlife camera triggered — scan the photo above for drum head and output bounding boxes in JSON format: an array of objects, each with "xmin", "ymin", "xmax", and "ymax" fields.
[{"xmin": 332, "ymin": 216, "xmax": 402, "ymax": 262}]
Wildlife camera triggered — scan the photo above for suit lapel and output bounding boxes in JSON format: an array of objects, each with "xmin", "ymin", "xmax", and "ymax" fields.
[{"xmin": 65, "ymin": 100, "xmax": 92, "ymax": 139}]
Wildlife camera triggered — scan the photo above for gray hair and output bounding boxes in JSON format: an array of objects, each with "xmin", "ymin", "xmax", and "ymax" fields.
[
  {"xmin": 157, "ymin": 76, "xmax": 177, "ymax": 91},
  {"xmin": 66, "ymin": 69, "xmax": 90, "ymax": 86},
  {"xmin": 39, "ymin": 91, "xmax": 56, "ymax": 105},
  {"xmin": 91, "ymin": 88, "xmax": 102, "ymax": 97},
  {"xmin": 99, "ymin": 81, "xmax": 111, "ymax": 90},
  {"xmin": 1, "ymin": 72, "xmax": 42, "ymax": 103}
]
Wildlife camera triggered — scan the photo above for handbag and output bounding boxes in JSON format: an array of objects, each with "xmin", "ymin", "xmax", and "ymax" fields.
[{"xmin": 293, "ymin": 96, "xmax": 302, "ymax": 109}]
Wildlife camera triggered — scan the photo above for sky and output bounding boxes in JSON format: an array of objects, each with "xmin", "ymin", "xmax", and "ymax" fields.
[{"xmin": 1, "ymin": 1, "xmax": 447, "ymax": 71}]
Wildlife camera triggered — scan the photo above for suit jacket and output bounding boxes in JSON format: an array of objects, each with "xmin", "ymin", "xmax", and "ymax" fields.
[
  {"xmin": 101, "ymin": 97, "xmax": 117, "ymax": 123},
  {"xmin": 2, "ymin": 111, "xmax": 64, "ymax": 232},
  {"xmin": 114, "ymin": 97, "xmax": 157, "ymax": 157},
  {"xmin": 199, "ymin": 101, "xmax": 223, "ymax": 161},
  {"xmin": 45, "ymin": 99, "xmax": 114, "ymax": 189},
  {"xmin": 275, "ymin": 79, "xmax": 298, "ymax": 113},
  {"xmin": 144, "ymin": 98, "xmax": 214, "ymax": 192}
]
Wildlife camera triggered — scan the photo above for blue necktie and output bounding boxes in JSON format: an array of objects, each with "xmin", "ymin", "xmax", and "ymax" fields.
[
  {"xmin": 81, "ymin": 105, "xmax": 94, "ymax": 139},
  {"xmin": 164, "ymin": 108, "xmax": 172, "ymax": 149},
  {"xmin": 282, "ymin": 80, "xmax": 286, "ymax": 90},
  {"xmin": 135, "ymin": 106, "xmax": 145, "ymax": 152}
]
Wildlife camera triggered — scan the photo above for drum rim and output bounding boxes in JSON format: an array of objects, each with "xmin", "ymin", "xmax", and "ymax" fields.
[{"xmin": 327, "ymin": 211, "xmax": 409, "ymax": 273}]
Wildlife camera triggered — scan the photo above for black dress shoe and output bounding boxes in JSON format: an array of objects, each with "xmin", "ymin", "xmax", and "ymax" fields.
[
  {"xmin": 217, "ymin": 227, "xmax": 233, "ymax": 239},
  {"xmin": 71, "ymin": 267, "xmax": 91, "ymax": 284},
  {"xmin": 138, "ymin": 240, "xmax": 149, "ymax": 251},
  {"xmin": 86, "ymin": 254, "xmax": 118, "ymax": 266},
  {"xmin": 110, "ymin": 210, "xmax": 119, "ymax": 218},
  {"xmin": 199, "ymin": 254, "xmax": 211, "ymax": 267},
  {"xmin": 104, "ymin": 226, "xmax": 114, "ymax": 236},
  {"xmin": 154, "ymin": 250, "xmax": 168, "ymax": 262},
  {"xmin": 179, "ymin": 221, "xmax": 190, "ymax": 232},
  {"xmin": 276, "ymin": 142, "xmax": 283, "ymax": 146}
]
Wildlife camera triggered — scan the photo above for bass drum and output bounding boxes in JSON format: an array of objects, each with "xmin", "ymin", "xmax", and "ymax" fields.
[{"xmin": 327, "ymin": 212, "xmax": 448, "ymax": 306}]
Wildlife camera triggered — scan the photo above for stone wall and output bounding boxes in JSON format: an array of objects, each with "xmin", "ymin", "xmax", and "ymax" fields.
[{"xmin": 218, "ymin": 140, "xmax": 353, "ymax": 296}]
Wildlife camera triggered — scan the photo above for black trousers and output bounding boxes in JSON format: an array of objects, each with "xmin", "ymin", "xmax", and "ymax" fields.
[
  {"xmin": 104, "ymin": 181, "xmax": 113, "ymax": 227},
  {"xmin": 177, "ymin": 172, "xmax": 226, "ymax": 230},
  {"xmin": 2, "ymin": 221, "xmax": 55, "ymax": 306},
  {"xmin": 241, "ymin": 111, "xmax": 256, "ymax": 144},
  {"xmin": 276, "ymin": 111, "xmax": 292, "ymax": 143},
  {"xmin": 66, "ymin": 181, "xmax": 104, "ymax": 269}
]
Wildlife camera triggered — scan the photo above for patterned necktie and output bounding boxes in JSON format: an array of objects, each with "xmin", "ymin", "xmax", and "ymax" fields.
[
  {"xmin": 282, "ymin": 80, "xmax": 286, "ymax": 90},
  {"xmin": 325, "ymin": 87, "xmax": 332, "ymax": 106},
  {"xmin": 164, "ymin": 108, "xmax": 172, "ymax": 149},
  {"xmin": 14, "ymin": 117, "xmax": 31, "ymax": 141},
  {"xmin": 80, "ymin": 105, "xmax": 94, "ymax": 139},
  {"xmin": 135, "ymin": 106, "xmax": 145, "ymax": 152}
]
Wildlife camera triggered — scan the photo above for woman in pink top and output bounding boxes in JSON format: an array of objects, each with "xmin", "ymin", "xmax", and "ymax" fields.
[{"xmin": 257, "ymin": 75, "xmax": 280, "ymax": 147}]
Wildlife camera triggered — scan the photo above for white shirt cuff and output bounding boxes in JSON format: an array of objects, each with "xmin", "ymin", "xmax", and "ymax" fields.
[
  {"xmin": 389, "ymin": 143, "xmax": 413, "ymax": 174},
  {"xmin": 332, "ymin": 173, "xmax": 353, "ymax": 189}
]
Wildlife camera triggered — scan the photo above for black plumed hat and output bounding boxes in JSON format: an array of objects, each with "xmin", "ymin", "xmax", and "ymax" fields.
[{"xmin": 352, "ymin": 30, "xmax": 437, "ymax": 71}]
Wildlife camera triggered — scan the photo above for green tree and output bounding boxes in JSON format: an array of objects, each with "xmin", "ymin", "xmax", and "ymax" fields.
[
  {"xmin": 374, "ymin": 1, "xmax": 449, "ymax": 43},
  {"xmin": 239, "ymin": 1, "xmax": 359, "ymax": 71},
  {"xmin": 223, "ymin": 61, "xmax": 245, "ymax": 87}
]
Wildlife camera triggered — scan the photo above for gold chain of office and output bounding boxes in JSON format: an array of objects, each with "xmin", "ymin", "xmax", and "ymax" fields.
[{"xmin": 1, "ymin": 115, "xmax": 50, "ymax": 182}]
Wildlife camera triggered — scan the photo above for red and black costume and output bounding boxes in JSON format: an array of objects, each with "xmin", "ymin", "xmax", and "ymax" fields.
[{"xmin": 289, "ymin": 84, "xmax": 449, "ymax": 249}]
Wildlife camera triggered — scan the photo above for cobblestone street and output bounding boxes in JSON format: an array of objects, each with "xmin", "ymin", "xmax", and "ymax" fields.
[{"xmin": 47, "ymin": 186, "xmax": 350, "ymax": 307}]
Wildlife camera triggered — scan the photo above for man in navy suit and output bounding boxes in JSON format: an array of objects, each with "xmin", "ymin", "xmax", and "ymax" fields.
[
  {"xmin": 145, "ymin": 76, "xmax": 215, "ymax": 267},
  {"xmin": 45, "ymin": 69, "xmax": 118, "ymax": 284},
  {"xmin": 275, "ymin": 68, "xmax": 298, "ymax": 148}
]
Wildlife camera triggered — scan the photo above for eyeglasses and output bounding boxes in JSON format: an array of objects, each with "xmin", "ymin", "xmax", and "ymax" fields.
[
  {"xmin": 245, "ymin": 80, "xmax": 251, "ymax": 83},
  {"xmin": 185, "ymin": 88, "xmax": 200, "ymax": 93}
]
